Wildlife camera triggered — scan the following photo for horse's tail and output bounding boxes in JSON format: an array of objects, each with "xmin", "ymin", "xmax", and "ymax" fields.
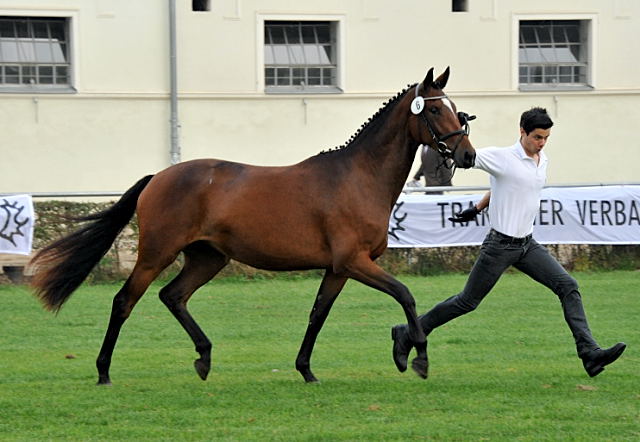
[{"xmin": 31, "ymin": 175, "xmax": 154, "ymax": 312}]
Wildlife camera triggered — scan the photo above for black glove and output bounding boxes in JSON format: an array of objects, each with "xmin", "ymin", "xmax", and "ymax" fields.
[{"xmin": 448, "ymin": 206, "xmax": 480, "ymax": 223}]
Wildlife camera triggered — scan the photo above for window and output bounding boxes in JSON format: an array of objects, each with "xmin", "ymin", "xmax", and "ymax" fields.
[
  {"xmin": 264, "ymin": 21, "xmax": 339, "ymax": 93},
  {"xmin": 452, "ymin": 0, "xmax": 468, "ymax": 12},
  {"xmin": 519, "ymin": 20, "xmax": 590, "ymax": 90},
  {"xmin": 0, "ymin": 16, "xmax": 71, "ymax": 91},
  {"xmin": 192, "ymin": 0, "xmax": 210, "ymax": 12}
]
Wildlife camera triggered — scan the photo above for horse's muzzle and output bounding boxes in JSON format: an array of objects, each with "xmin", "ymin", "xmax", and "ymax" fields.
[
  {"xmin": 463, "ymin": 150, "xmax": 476, "ymax": 169},
  {"xmin": 455, "ymin": 149, "xmax": 475, "ymax": 169}
]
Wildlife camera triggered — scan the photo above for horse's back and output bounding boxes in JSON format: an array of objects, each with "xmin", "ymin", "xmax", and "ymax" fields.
[{"xmin": 135, "ymin": 158, "xmax": 339, "ymax": 269}]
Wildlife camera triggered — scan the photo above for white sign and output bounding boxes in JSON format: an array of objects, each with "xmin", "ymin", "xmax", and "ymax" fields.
[
  {"xmin": 0, "ymin": 194, "xmax": 35, "ymax": 255},
  {"xmin": 388, "ymin": 186, "xmax": 640, "ymax": 247}
]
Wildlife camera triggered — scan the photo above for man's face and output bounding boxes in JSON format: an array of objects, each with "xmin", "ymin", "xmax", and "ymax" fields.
[{"xmin": 520, "ymin": 127, "xmax": 551, "ymax": 157}]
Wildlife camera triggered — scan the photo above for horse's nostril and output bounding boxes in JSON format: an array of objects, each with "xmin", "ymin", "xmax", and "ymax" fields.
[{"xmin": 464, "ymin": 151, "xmax": 476, "ymax": 168}]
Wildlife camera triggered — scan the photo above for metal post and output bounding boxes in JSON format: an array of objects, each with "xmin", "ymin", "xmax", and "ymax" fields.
[{"xmin": 169, "ymin": 0, "xmax": 180, "ymax": 164}]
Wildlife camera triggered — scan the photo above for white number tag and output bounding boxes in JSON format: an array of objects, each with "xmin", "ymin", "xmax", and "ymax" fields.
[{"xmin": 411, "ymin": 97, "xmax": 424, "ymax": 115}]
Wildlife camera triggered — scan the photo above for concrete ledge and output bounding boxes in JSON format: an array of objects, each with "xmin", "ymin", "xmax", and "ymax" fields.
[{"xmin": 0, "ymin": 254, "xmax": 33, "ymax": 284}]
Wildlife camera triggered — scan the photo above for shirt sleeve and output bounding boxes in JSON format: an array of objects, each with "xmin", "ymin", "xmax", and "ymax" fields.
[{"xmin": 473, "ymin": 147, "xmax": 505, "ymax": 176}]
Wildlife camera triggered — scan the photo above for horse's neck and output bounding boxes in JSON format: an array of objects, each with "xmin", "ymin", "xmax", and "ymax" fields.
[{"xmin": 349, "ymin": 99, "xmax": 419, "ymax": 205}]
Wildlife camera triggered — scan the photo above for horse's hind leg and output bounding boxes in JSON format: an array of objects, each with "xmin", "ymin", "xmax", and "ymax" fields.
[
  {"xmin": 159, "ymin": 241, "xmax": 229, "ymax": 381},
  {"xmin": 295, "ymin": 269, "xmax": 348, "ymax": 383},
  {"xmin": 96, "ymin": 259, "xmax": 172, "ymax": 385}
]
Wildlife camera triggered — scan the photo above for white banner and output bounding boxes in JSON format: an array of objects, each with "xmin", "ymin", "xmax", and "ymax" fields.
[
  {"xmin": 0, "ymin": 194, "xmax": 35, "ymax": 255},
  {"xmin": 388, "ymin": 185, "xmax": 640, "ymax": 247}
]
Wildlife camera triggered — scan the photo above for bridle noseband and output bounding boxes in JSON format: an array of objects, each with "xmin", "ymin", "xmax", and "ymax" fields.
[{"xmin": 411, "ymin": 84, "xmax": 475, "ymax": 164}]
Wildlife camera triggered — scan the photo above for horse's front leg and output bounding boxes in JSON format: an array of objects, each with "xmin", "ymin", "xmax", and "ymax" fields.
[
  {"xmin": 295, "ymin": 269, "xmax": 348, "ymax": 383},
  {"xmin": 345, "ymin": 254, "xmax": 428, "ymax": 379}
]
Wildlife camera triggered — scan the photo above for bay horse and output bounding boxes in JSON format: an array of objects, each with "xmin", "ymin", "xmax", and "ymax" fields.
[{"xmin": 31, "ymin": 67, "xmax": 476, "ymax": 385}]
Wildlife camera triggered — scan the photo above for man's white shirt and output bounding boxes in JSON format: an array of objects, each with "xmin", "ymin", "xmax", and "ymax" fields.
[{"xmin": 473, "ymin": 140, "xmax": 548, "ymax": 238}]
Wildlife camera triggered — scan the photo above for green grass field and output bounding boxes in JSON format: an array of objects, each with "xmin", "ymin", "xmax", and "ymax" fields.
[{"xmin": 1, "ymin": 271, "xmax": 638, "ymax": 441}]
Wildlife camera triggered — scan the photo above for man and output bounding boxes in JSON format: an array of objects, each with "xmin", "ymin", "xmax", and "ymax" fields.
[
  {"xmin": 391, "ymin": 107, "xmax": 626, "ymax": 378},
  {"xmin": 407, "ymin": 145, "xmax": 454, "ymax": 195}
]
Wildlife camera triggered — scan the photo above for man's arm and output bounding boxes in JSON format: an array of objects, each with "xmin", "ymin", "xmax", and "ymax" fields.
[
  {"xmin": 476, "ymin": 191, "xmax": 490, "ymax": 211},
  {"xmin": 449, "ymin": 191, "xmax": 490, "ymax": 223}
]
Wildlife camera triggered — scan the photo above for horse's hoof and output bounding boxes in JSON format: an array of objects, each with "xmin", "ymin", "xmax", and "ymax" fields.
[
  {"xmin": 194, "ymin": 358, "xmax": 210, "ymax": 380},
  {"xmin": 411, "ymin": 357, "xmax": 429, "ymax": 379},
  {"xmin": 300, "ymin": 369, "xmax": 319, "ymax": 383},
  {"xmin": 96, "ymin": 377, "xmax": 112, "ymax": 386}
]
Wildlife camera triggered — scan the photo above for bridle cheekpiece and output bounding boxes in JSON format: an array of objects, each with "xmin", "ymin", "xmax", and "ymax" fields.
[{"xmin": 411, "ymin": 84, "xmax": 475, "ymax": 163}]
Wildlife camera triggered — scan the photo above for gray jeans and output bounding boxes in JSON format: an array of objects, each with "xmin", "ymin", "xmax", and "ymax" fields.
[{"xmin": 419, "ymin": 229, "xmax": 599, "ymax": 356}]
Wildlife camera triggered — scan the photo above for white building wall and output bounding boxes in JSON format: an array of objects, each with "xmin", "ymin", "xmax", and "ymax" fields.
[{"xmin": 0, "ymin": 0, "xmax": 638, "ymax": 193}]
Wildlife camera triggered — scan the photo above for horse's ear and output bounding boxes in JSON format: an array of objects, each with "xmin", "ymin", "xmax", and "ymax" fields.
[
  {"xmin": 433, "ymin": 67, "xmax": 450, "ymax": 90},
  {"xmin": 422, "ymin": 68, "xmax": 434, "ymax": 92}
]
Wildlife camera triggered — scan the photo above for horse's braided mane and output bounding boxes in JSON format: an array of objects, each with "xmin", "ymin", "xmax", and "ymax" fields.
[{"xmin": 318, "ymin": 83, "xmax": 417, "ymax": 155}]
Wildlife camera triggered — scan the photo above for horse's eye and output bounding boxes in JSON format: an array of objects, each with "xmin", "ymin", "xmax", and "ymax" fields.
[{"xmin": 430, "ymin": 107, "xmax": 439, "ymax": 115}]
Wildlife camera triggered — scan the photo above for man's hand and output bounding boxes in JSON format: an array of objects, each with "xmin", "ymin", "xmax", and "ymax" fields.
[{"xmin": 449, "ymin": 206, "xmax": 480, "ymax": 223}]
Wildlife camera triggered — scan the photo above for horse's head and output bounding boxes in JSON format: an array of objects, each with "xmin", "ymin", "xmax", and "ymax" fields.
[{"xmin": 409, "ymin": 67, "xmax": 476, "ymax": 169}]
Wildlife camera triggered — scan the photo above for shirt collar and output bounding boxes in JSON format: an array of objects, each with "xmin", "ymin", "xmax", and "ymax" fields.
[{"xmin": 513, "ymin": 139, "xmax": 548, "ymax": 164}]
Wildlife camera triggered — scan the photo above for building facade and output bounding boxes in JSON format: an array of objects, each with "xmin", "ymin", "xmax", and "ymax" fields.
[{"xmin": 1, "ymin": 0, "xmax": 639, "ymax": 193}]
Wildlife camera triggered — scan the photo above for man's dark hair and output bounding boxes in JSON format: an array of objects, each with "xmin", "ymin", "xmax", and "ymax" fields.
[{"xmin": 520, "ymin": 107, "xmax": 554, "ymax": 134}]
